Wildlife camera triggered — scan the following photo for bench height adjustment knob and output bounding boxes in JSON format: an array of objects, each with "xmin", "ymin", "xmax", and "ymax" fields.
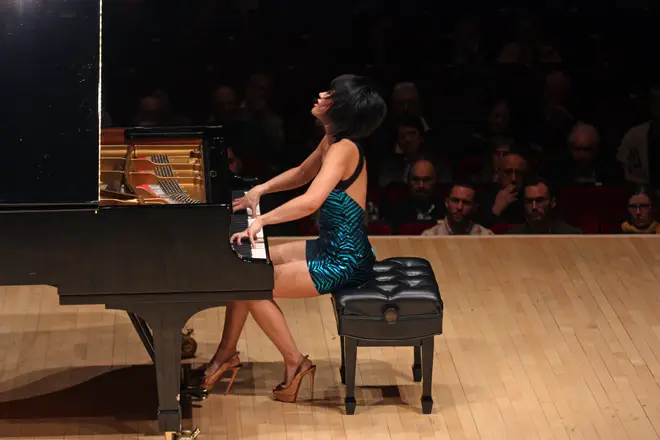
[{"xmin": 384, "ymin": 307, "xmax": 398, "ymax": 324}]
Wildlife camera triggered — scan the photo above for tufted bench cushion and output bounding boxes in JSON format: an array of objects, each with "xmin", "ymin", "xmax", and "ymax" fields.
[
  {"xmin": 332, "ymin": 257, "xmax": 444, "ymax": 340},
  {"xmin": 331, "ymin": 256, "xmax": 444, "ymax": 415}
]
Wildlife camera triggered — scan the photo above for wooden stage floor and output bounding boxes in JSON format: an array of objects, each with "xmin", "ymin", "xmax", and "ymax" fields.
[{"xmin": 1, "ymin": 235, "xmax": 660, "ymax": 440}]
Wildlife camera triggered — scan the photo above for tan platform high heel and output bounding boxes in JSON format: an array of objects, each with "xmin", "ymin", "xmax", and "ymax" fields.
[
  {"xmin": 272, "ymin": 355, "xmax": 316, "ymax": 403},
  {"xmin": 202, "ymin": 351, "xmax": 243, "ymax": 395}
]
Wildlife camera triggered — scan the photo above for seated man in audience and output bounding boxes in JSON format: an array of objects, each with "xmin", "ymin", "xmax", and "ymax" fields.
[
  {"xmin": 509, "ymin": 177, "xmax": 582, "ymax": 234},
  {"xmin": 546, "ymin": 122, "xmax": 621, "ymax": 187},
  {"xmin": 382, "ymin": 157, "xmax": 445, "ymax": 229},
  {"xmin": 620, "ymin": 185, "xmax": 659, "ymax": 234},
  {"xmin": 477, "ymin": 146, "xmax": 530, "ymax": 228},
  {"xmin": 422, "ymin": 183, "xmax": 493, "ymax": 235},
  {"xmin": 616, "ymin": 83, "xmax": 660, "ymax": 186},
  {"xmin": 478, "ymin": 138, "xmax": 512, "ymax": 184},
  {"xmin": 378, "ymin": 115, "xmax": 434, "ymax": 188},
  {"xmin": 133, "ymin": 88, "xmax": 191, "ymax": 126},
  {"xmin": 390, "ymin": 82, "xmax": 430, "ymax": 131},
  {"xmin": 208, "ymin": 84, "xmax": 266, "ymax": 165}
]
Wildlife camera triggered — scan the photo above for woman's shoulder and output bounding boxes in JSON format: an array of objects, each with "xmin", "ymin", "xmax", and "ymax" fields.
[{"xmin": 324, "ymin": 138, "xmax": 362, "ymax": 158}]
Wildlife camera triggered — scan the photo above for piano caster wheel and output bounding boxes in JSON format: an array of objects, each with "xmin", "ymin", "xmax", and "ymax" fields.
[
  {"xmin": 181, "ymin": 328, "xmax": 197, "ymax": 359},
  {"xmin": 165, "ymin": 428, "xmax": 201, "ymax": 440}
]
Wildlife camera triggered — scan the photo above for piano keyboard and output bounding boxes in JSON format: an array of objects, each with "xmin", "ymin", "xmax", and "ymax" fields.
[{"xmin": 230, "ymin": 190, "xmax": 267, "ymax": 261}]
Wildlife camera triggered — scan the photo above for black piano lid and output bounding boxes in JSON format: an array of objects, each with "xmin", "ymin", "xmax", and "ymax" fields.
[{"xmin": 0, "ymin": 1, "xmax": 100, "ymax": 208}]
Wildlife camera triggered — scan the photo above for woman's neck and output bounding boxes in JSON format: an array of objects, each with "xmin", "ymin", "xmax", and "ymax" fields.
[{"xmin": 324, "ymin": 126, "xmax": 335, "ymax": 145}]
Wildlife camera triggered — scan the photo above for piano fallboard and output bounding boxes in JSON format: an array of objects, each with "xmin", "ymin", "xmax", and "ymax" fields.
[{"xmin": 0, "ymin": 205, "xmax": 274, "ymax": 297}]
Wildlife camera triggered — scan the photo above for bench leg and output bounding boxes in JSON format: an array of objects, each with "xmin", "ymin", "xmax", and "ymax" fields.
[
  {"xmin": 421, "ymin": 336, "xmax": 434, "ymax": 414},
  {"xmin": 412, "ymin": 344, "xmax": 422, "ymax": 382},
  {"xmin": 340, "ymin": 336, "xmax": 346, "ymax": 384},
  {"xmin": 344, "ymin": 336, "xmax": 357, "ymax": 415}
]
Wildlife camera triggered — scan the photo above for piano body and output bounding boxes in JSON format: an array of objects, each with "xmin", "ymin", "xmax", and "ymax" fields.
[{"xmin": 0, "ymin": 2, "xmax": 273, "ymax": 439}]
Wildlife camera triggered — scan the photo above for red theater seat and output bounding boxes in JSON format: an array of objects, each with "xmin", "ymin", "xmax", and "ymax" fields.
[
  {"xmin": 457, "ymin": 155, "xmax": 485, "ymax": 178},
  {"xmin": 399, "ymin": 222, "xmax": 436, "ymax": 235},
  {"xmin": 557, "ymin": 186, "xmax": 629, "ymax": 223},
  {"xmin": 368, "ymin": 222, "xmax": 393, "ymax": 235},
  {"xmin": 367, "ymin": 188, "xmax": 381, "ymax": 207},
  {"xmin": 491, "ymin": 223, "xmax": 520, "ymax": 234},
  {"xmin": 383, "ymin": 183, "xmax": 409, "ymax": 206},
  {"xmin": 570, "ymin": 219, "xmax": 599, "ymax": 234},
  {"xmin": 600, "ymin": 221, "xmax": 622, "ymax": 234}
]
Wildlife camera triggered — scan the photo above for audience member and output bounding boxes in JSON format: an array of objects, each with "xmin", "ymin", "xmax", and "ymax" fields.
[
  {"xmin": 616, "ymin": 83, "xmax": 660, "ymax": 186},
  {"xmin": 548, "ymin": 122, "xmax": 622, "ymax": 187},
  {"xmin": 497, "ymin": 14, "xmax": 562, "ymax": 66},
  {"xmin": 477, "ymin": 146, "xmax": 530, "ymax": 227},
  {"xmin": 478, "ymin": 138, "xmax": 512, "ymax": 184},
  {"xmin": 208, "ymin": 84, "xmax": 268, "ymax": 167},
  {"xmin": 467, "ymin": 99, "xmax": 513, "ymax": 157},
  {"xmin": 450, "ymin": 16, "xmax": 484, "ymax": 67},
  {"xmin": 422, "ymin": 182, "xmax": 493, "ymax": 235},
  {"xmin": 509, "ymin": 176, "xmax": 583, "ymax": 234},
  {"xmin": 383, "ymin": 157, "xmax": 445, "ymax": 229},
  {"xmin": 534, "ymin": 71, "xmax": 575, "ymax": 154},
  {"xmin": 620, "ymin": 185, "xmax": 659, "ymax": 234},
  {"xmin": 378, "ymin": 115, "xmax": 450, "ymax": 187},
  {"xmin": 133, "ymin": 88, "xmax": 191, "ymax": 126},
  {"xmin": 390, "ymin": 82, "xmax": 429, "ymax": 130},
  {"xmin": 209, "ymin": 85, "xmax": 240, "ymax": 124},
  {"xmin": 239, "ymin": 72, "xmax": 285, "ymax": 153}
]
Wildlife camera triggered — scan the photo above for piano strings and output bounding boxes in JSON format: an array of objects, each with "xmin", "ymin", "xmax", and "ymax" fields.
[{"xmin": 99, "ymin": 127, "xmax": 207, "ymax": 206}]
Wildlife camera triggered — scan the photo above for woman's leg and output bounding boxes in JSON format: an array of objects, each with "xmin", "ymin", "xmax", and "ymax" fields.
[
  {"xmin": 268, "ymin": 239, "xmax": 307, "ymax": 265},
  {"xmin": 205, "ymin": 239, "xmax": 309, "ymax": 373},
  {"xmin": 245, "ymin": 259, "xmax": 321, "ymax": 383},
  {"xmin": 206, "ymin": 300, "xmax": 250, "ymax": 373}
]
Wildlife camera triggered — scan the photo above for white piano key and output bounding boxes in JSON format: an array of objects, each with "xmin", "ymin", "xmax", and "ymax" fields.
[{"xmin": 233, "ymin": 190, "xmax": 266, "ymax": 259}]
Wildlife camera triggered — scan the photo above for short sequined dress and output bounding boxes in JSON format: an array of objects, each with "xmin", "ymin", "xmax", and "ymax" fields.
[{"xmin": 305, "ymin": 140, "xmax": 376, "ymax": 294}]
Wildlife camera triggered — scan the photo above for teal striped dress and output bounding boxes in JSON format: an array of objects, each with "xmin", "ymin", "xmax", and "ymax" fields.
[{"xmin": 305, "ymin": 141, "xmax": 375, "ymax": 294}]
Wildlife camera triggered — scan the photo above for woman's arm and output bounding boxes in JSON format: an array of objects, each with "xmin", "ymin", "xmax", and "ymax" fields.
[
  {"xmin": 259, "ymin": 140, "xmax": 352, "ymax": 227},
  {"xmin": 255, "ymin": 136, "xmax": 326, "ymax": 196}
]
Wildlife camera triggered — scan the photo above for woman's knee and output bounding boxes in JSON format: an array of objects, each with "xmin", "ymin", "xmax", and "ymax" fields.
[
  {"xmin": 270, "ymin": 240, "xmax": 307, "ymax": 266},
  {"xmin": 243, "ymin": 299, "xmax": 269, "ymax": 308},
  {"xmin": 273, "ymin": 261, "xmax": 320, "ymax": 298}
]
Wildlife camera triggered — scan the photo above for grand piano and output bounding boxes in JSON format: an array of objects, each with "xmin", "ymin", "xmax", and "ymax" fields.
[{"xmin": 0, "ymin": 2, "xmax": 273, "ymax": 439}]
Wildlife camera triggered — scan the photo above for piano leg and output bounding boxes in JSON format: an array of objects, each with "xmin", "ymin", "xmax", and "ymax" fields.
[
  {"xmin": 127, "ymin": 312, "xmax": 156, "ymax": 363},
  {"xmin": 127, "ymin": 312, "xmax": 198, "ymax": 363},
  {"xmin": 107, "ymin": 302, "xmax": 210, "ymax": 435}
]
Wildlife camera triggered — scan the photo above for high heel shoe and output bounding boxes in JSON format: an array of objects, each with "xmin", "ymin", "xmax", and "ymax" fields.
[
  {"xmin": 202, "ymin": 351, "xmax": 243, "ymax": 395},
  {"xmin": 272, "ymin": 355, "xmax": 316, "ymax": 403}
]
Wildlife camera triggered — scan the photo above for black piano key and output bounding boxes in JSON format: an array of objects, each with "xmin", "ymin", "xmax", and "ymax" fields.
[
  {"xmin": 232, "ymin": 241, "xmax": 253, "ymax": 258},
  {"xmin": 229, "ymin": 190, "xmax": 267, "ymax": 261}
]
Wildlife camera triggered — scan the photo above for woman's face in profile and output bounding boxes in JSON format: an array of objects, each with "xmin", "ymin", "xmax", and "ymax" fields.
[{"xmin": 312, "ymin": 91, "xmax": 332, "ymax": 120}]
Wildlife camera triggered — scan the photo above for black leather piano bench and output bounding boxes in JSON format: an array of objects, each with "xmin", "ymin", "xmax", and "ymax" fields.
[{"xmin": 331, "ymin": 257, "xmax": 444, "ymax": 415}]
